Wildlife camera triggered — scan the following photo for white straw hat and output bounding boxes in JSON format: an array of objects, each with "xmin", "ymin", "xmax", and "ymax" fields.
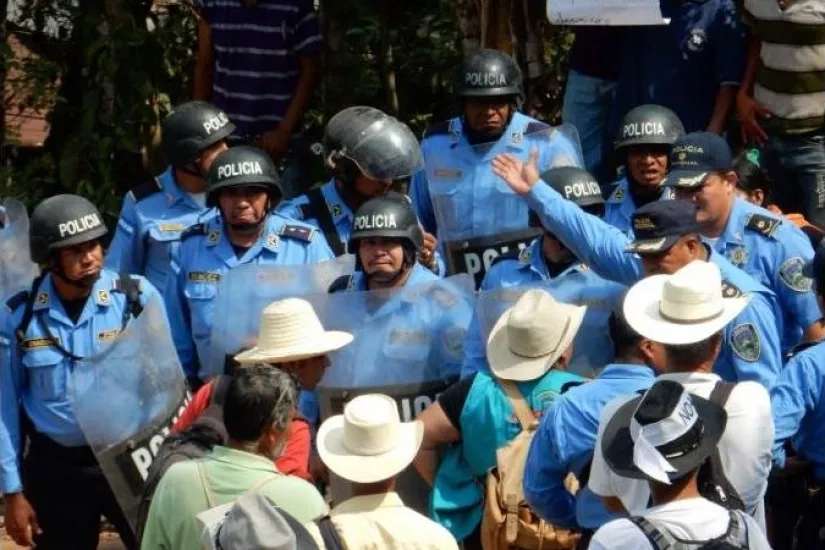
[
  {"xmin": 317, "ymin": 394, "xmax": 423, "ymax": 484},
  {"xmin": 486, "ymin": 289, "xmax": 586, "ymax": 381},
  {"xmin": 623, "ymin": 260, "xmax": 750, "ymax": 345},
  {"xmin": 234, "ymin": 298, "xmax": 353, "ymax": 364}
]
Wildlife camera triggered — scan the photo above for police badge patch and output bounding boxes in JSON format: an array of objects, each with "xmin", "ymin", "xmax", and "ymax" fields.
[
  {"xmin": 729, "ymin": 247, "xmax": 748, "ymax": 266},
  {"xmin": 731, "ymin": 323, "xmax": 760, "ymax": 362},
  {"xmin": 779, "ymin": 256, "xmax": 813, "ymax": 293}
]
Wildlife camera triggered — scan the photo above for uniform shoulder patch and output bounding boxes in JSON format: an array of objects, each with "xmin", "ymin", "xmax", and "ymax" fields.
[
  {"xmin": 525, "ymin": 121, "xmax": 551, "ymax": 134},
  {"xmin": 721, "ymin": 280, "xmax": 744, "ymax": 298},
  {"xmin": 490, "ymin": 248, "xmax": 522, "ymax": 268},
  {"xmin": 731, "ymin": 323, "xmax": 761, "ymax": 362},
  {"xmin": 779, "ymin": 256, "xmax": 813, "ymax": 293},
  {"xmin": 130, "ymin": 178, "xmax": 162, "ymax": 202},
  {"xmin": 5, "ymin": 290, "xmax": 29, "ymax": 312},
  {"xmin": 180, "ymin": 223, "xmax": 206, "ymax": 241},
  {"xmin": 424, "ymin": 119, "xmax": 452, "ymax": 138},
  {"xmin": 328, "ymin": 275, "xmax": 351, "ymax": 294},
  {"xmin": 279, "ymin": 224, "xmax": 315, "ymax": 242},
  {"xmin": 745, "ymin": 213, "xmax": 782, "ymax": 239}
]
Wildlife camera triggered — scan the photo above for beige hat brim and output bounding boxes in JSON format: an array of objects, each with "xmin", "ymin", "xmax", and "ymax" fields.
[
  {"xmin": 623, "ymin": 274, "xmax": 751, "ymax": 345},
  {"xmin": 316, "ymin": 415, "xmax": 423, "ymax": 484},
  {"xmin": 234, "ymin": 331, "xmax": 354, "ymax": 364},
  {"xmin": 486, "ymin": 302, "xmax": 586, "ymax": 382}
]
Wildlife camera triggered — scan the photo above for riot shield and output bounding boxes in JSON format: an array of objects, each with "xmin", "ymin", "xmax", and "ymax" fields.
[
  {"xmin": 203, "ymin": 255, "xmax": 355, "ymax": 379},
  {"xmin": 69, "ymin": 297, "xmax": 188, "ymax": 532},
  {"xmin": 427, "ymin": 126, "xmax": 584, "ymax": 286},
  {"xmin": 0, "ymin": 199, "xmax": 38, "ymax": 300},
  {"xmin": 310, "ymin": 274, "xmax": 475, "ymax": 513}
]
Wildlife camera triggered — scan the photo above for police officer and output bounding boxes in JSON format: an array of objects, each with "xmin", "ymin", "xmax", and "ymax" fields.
[
  {"xmin": 278, "ymin": 107, "xmax": 437, "ymax": 267},
  {"xmin": 0, "ymin": 195, "xmax": 165, "ymax": 550},
  {"xmin": 492, "ymin": 155, "xmax": 783, "ymax": 389},
  {"xmin": 664, "ymin": 132, "xmax": 823, "ymax": 351},
  {"xmin": 462, "ymin": 166, "xmax": 625, "ymax": 378},
  {"xmin": 605, "ymin": 104, "xmax": 684, "ymax": 235},
  {"xmin": 165, "ymin": 145, "xmax": 334, "ymax": 387},
  {"xmin": 409, "ymin": 49, "xmax": 581, "ymax": 283},
  {"xmin": 106, "ymin": 101, "xmax": 233, "ymax": 291}
]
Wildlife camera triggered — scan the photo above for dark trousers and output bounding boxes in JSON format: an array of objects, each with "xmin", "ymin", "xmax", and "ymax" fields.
[{"xmin": 24, "ymin": 433, "xmax": 136, "ymax": 550}]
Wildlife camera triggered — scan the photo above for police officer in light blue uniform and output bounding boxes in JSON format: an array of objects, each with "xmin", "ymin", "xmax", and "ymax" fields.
[
  {"xmin": 278, "ymin": 107, "xmax": 438, "ymax": 267},
  {"xmin": 490, "ymin": 155, "xmax": 783, "ymax": 388},
  {"xmin": 165, "ymin": 146, "xmax": 334, "ymax": 387},
  {"xmin": 0, "ymin": 195, "xmax": 166, "ymax": 550},
  {"xmin": 604, "ymin": 105, "xmax": 683, "ymax": 236},
  {"xmin": 462, "ymin": 167, "xmax": 624, "ymax": 378},
  {"xmin": 106, "ymin": 101, "xmax": 233, "ymax": 291},
  {"xmin": 409, "ymin": 49, "xmax": 581, "ymax": 284},
  {"xmin": 664, "ymin": 132, "xmax": 823, "ymax": 352}
]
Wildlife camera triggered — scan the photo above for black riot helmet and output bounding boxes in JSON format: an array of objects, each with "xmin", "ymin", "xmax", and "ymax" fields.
[
  {"xmin": 347, "ymin": 192, "xmax": 425, "ymax": 254},
  {"xmin": 205, "ymin": 146, "xmax": 283, "ymax": 207},
  {"xmin": 323, "ymin": 106, "xmax": 424, "ymax": 184},
  {"xmin": 29, "ymin": 194, "xmax": 108, "ymax": 264},
  {"xmin": 614, "ymin": 105, "xmax": 685, "ymax": 151},
  {"xmin": 457, "ymin": 49, "xmax": 523, "ymax": 100},
  {"xmin": 531, "ymin": 167, "xmax": 605, "ymax": 228},
  {"xmin": 162, "ymin": 101, "xmax": 235, "ymax": 168}
]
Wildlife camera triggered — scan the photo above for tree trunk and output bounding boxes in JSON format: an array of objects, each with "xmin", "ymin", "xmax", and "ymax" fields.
[
  {"xmin": 455, "ymin": 0, "xmax": 481, "ymax": 55},
  {"xmin": 319, "ymin": 0, "xmax": 355, "ymax": 121},
  {"xmin": 480, "ymin": 0, "xmax": 512, "ymax": 54}
]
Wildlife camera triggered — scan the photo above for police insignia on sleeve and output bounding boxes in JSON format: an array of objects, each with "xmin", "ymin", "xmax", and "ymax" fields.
[
  {"xmin": 729, "ymin": 247, "xmax": 748, "ymax": 266},
  {"xmin": 779, "ymin": 256, "xmax": 813, "ymax": 293},
  {"xmin": 731, "ymin": 323, "xmax": 761, "ymax": 362}
]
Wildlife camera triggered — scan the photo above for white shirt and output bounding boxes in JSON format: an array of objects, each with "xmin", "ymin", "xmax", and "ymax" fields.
[
  {"xmin": 587, "ymin": 372, "xmax": 773, "ymax": 531},
  {"xmin": 589, "ymin": 498, "xmax": 772, "ymax": 550}
]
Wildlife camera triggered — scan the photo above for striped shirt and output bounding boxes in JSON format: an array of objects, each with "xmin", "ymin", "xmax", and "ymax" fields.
[
  {"xmin": 197, "ymin": 0, "xmax": 322, "ymax": 138},
  {"xmin": 743, "ymin": 0, "xmax": 825, "ymax": 134}
]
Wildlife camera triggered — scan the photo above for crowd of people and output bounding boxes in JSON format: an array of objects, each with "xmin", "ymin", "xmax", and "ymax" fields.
[{"xmin": 0, "ymin": 0, "xmax": 824, "ymax": 549}]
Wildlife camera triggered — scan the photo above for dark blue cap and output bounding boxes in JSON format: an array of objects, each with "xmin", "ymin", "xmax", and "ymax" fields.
[
  {"xmin": 664, "ymin": 132, "xmax": 733, "ymax": 189},
  {"xmin": 625, "ymin": 200, "xmax": 701, "ymax": 254}
]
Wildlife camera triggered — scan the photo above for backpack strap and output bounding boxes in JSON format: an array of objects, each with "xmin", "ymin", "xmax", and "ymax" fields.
[
  {"xmin": 307, "ymin": 188, "xmax": 346, "ymax": 257},
  {"xmin": 723, "ymin": 510, "xmax": 750, "ymax": 547},
  {"xmin": 628, "ymin": 516, "xmax": 675, "ymax": 550},
  {"xmin": 498, "ymin": 379, "xmax": 538, "ymax": 432},
  {"xmin": 197, "ymin": 462, "xmax": 218, "ymax": 508},
  {"xmin": 708, "ymin": 380, "xmax": 735, "ymax": 408},
  {"xmin": 317, "ymin": 516, "xmax": 346, "ymax": 550},
  {"xmin": 15, "ymin": 275, "xmax": 44, "ymax": 346}
]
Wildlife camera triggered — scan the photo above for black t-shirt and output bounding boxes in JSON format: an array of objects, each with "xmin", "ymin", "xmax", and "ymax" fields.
[
  {"xmin": 437, "ymin": 373, "xmax": 477, "ymax": 430},
  {"xmin": 231, "ymin": 244, "xmax": 250, "ymax": 258},
  {"xmin": 60, "ymin": 296, "xmax": 89, "ymax": 324}
]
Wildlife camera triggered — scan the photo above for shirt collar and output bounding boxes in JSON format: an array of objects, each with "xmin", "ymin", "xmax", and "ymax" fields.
[
  {"xmin": 33, "ymin": 271, "xmax": 116, "ymax": 312},
  {"xmin": 657, "ymin": 371, "xmax": 721, "ymax": 385},
  {"xmin": 606, "ymin": 178, "xmax": 629, "ymax": 204},
  {"xmin": 720, "ymin": 197, "xmax": 747, "ymax": 245},
  {"xmin": 597, "ymin": 363, "xmax": 657, "ymax": 380},
  {"xmin": 332, "ymin": 492, "xmax": 406, "ymax": 515},
  {"xmin": 208, "ymin": 446, "xmax": 280, "ymax": 473}
]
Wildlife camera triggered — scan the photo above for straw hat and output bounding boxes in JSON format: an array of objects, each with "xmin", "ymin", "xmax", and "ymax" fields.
[{"xmin": 234, "ymin": 298, "xmax": 353, "ymax": 364}]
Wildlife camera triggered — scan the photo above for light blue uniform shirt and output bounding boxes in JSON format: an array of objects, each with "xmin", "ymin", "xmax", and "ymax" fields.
[
  {"xmin": 770, "ymin": 340, "xmax": 825, "ymax": 480},
  {"xmin": 525, "ymin": 183, "xmax": 784, "ymax": 389},
  {"xmin": 461, "ymin": 238, "xmax": 624, "ymax": 378},
  {"xmin": 603, "ymin": 177, "xmax": 674, "ymax": 238},
  {"xmin": 276, "ymin": 179, "xmax": 354, "ymax": 253},
  {"xmin": 0, "ymin": 270, "xmax": 165, "ymax": 493},
  {"xmin": 105, "ymin": 167, "xmax": 217, "ymax": 292},
  {"xmin": 165, "ymin": 212, "xmax": 334, "ymax": 379},
  {"xmin": 523, "ymin": 363, "xmax": 657, "ymax": 530}
]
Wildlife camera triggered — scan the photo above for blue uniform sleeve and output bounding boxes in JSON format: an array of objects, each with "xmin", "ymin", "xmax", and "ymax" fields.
[
  {"xmin": 0, "ymin": 313, "xmax": 25, "ymax": 493},
  {"xmin": 410, "ymin": 168, "xmax": 437, "ymax": 236},
  {"xmin": 770, "ymin": 352, "xmax": 822, "ymax": 468},
  {"xmin": 308, "ymin": 233, "xmax": 336, "ymax": 263},
  {"xmin": 773, "ymin": 233, "xmax": 821, "ymax": 337},
  {"xmin": 711, "ymin": 0, "xmax": 747, "ymax": 87},
  {"xmin": 724, "ymin": 295, "xmax": 783, "ymax": 389},
  {"xmin": 524, "ymin": 401, "xmax": 578, "ymax": 529},
  {"xmin": 524, "ymin": 184, "xmax": 642, "ymax": 286},
  {"xmin": 275, "ymin": 197, "xmax": 306, "ymax": 221},
  {"xmin": 105, "ymin": 193, "xmax": 142, "ymax": 275},
  {"xmin": 164, "ymin": 258, "xmax": 197, "ymax": 379}
]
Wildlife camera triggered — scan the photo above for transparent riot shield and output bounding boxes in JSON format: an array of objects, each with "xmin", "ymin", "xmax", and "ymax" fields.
[
  {"xmin": 310, "ymin": 274, "xmax": 475, "ymax": 513},
  {"xmin": 427, "ymin": 125, "xmax": 584, "ymax": 287},
  {"xmin": 0, "ymin": 199, "xmax": 38, "ymax": 300},
  {"xmin": 69, "ymin": 297, "xmax": 188, "ymax": 532},
  {"xmin": 204, "ymin": 255, "xmax": 355, "ymax": 379}
]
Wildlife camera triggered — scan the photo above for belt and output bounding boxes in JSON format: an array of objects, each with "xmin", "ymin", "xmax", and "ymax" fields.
[{"xmin": 28, "ymin": 430, "xmax": 98, "ymax": 467}]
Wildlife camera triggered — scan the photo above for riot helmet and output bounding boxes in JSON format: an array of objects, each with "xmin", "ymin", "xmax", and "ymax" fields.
[
  {"xmin": 323, "ymin": 107, "xmax": 424, "ymax": 185},
  {"xmin": 539, "ymin": 166, "xmax": 605, "ymax": 215},
  {"xmin": 162, "ymin": 101, "xmax": 236, "ymax": 169},
  {"xmin": 457, "ymin": 49, "xmax": 523, "ymax": 100},
  {"xmin": 348, "ymin": 192, "xmax": 424, "ymax": 255},
  {"xmin": 206, "ymin": 146, "xmax": 283, "ymax": 208},
  {"xmin": 614, "ymin": 105, "xmax": 684, "ymax": 151},
  {"xmin": 29, "ymin": 194, "xmax": 108, "ymax": 265}
]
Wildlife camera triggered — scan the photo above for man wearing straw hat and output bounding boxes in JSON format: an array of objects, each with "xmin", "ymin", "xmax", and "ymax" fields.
[
  {"xmin": 304, "ymin": 394, "xmax": 458, "ymax": 549},
  {"xmin": 588, "ymin": 260, "xmax": 774, "ymax": 532}
]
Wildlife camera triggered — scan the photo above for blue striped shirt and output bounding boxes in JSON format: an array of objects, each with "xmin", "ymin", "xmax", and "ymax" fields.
[{"xmin": 198, "ymin": 0, "xmax": 322, "ymax": 138}]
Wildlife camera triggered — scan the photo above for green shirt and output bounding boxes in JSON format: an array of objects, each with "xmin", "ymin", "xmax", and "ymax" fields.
[{"xmin": 140, "ymin": 446, "xmax": 326, "ymax": 550}]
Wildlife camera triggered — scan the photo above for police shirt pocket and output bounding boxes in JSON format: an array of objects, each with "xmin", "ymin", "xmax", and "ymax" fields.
[
  {"xmin": 428, "ymin": 172, "xmax": 471, "ymax": 235},
  {"xmin": 21, "ymin": 349, "xmax": 66, "ymax": 402},
  {"xmin": 184, "ymin": 282, "xmax": 218, "ymax": 337},
  {"xmin": 382, "ymin": 327, "xmax": 431, "ymax": 366}
]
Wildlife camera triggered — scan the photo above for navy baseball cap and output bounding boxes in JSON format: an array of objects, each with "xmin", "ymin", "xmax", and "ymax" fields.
[
  {"xmin": 664, "ymin": 132, "xmax": 733, "ymax": 189},
  {"xmin": 626, "ymin": 200, "xmax": 701, "ymax": 254}
]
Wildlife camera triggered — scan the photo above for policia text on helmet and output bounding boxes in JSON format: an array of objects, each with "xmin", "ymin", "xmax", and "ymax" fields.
[
  {"xmin": 614, "ymin": 104, "xmax": 685, "ymax": 207},
  {"xmin": 206, "ymin": 146, "xmax": 284, "ymax": 248},
  {"xmin": 162, "ymin": 101, "xmax": 234, "ymax": 195},
  {"xmin": 323, "ymin": 106, "xmax": 424, "ymax": 210},
  {"xmin": 457, "ymin": 49, "xmax": 524, "ymax": 144},
  {"xmin": 347, "ymin": 193, "xmax": 426, "ymax": 289}
]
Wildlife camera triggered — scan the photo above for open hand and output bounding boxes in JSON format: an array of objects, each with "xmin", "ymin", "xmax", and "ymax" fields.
[{"xmin": 491, "ymin": 149, "xmax": 540, "ymax": 196}]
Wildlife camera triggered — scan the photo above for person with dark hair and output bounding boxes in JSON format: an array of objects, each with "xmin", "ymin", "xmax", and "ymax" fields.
[
  {"xmin": 523, "ymin": 295, "xmax": 662, "ymax": 540},
  {"xmin": 588, "ymin": 261, "xmax": 774, "ymax": 533},
  {"xmin": 140, "ymin": 364, "xmax": 326, "ymax": 550}
]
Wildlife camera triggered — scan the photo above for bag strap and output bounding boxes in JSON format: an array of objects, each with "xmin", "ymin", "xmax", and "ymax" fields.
[
  {"xmin": 628, "ymin": 516, "xmax": 675, "ymax": 550},
  {"xmin": 197, "ymin": 462, "xmax": 218, "ymax": 508},
  {"xmin": 499, "ymin": 379, "xmax": 537, "ymax": 431},
  {"xmin": 708, "ymin": 380, "xmax": 735, "ymax": 408},
  {"xmin": 307, "ymin": 188, "xmax": 346, "ymax": 257},
  {"xmin": 317, "ymin": 516, "xmax": 346, "ymax": 550}
]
